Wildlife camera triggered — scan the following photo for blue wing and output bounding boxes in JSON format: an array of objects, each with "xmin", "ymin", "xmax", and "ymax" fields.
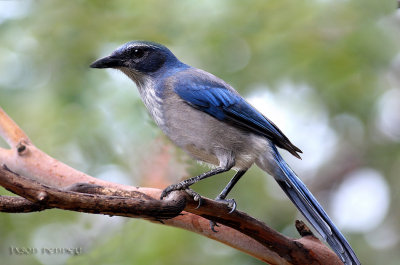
[{"xmin": 173, "ymin": 75, "xmax": 302, "ymax": 158}]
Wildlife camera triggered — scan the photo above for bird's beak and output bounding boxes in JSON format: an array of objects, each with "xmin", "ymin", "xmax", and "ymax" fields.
[{"xmin": 90, "ymin": 55, "xmax": 124, "ymax": 69}]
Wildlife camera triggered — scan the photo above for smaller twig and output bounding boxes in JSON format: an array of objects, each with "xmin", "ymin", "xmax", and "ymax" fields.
[
  {"xmin": 0, "ymin": 107, "xmax": 30, "ymax": 148},
  {"xmin": 0, "ymin": 195, "xmax": 48, "ymax": 213},
  {"xmin": 295, "ymin": 220, "xmax": 315, "ymax": 237}
]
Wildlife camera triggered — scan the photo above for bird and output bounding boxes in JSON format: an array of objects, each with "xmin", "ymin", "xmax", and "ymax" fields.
[{"xmin": 90, "ymin": 40, "xmax": 361, "ymax": 265}]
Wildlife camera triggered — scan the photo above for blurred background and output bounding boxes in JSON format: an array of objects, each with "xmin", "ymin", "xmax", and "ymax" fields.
[{"xmin": 0, "ymin": 0, "xmax": 399, "ymax": 264}]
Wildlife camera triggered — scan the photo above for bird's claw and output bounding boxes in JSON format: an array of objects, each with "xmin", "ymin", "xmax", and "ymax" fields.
[
  {"xmin": 160, "ymin": 187, "xmax": 171, "ymax": 200},
  {"xmin": 208, "ymin": 198, "xmax": 237, "ymax": 232},
  {"xmin": 185, "ymin": 188, "xmax": 203, "ymax": 208},
  {"xmin": 209, "ymin": 220, "xmax": 220, "ymax": 232},
  {"xmin": 160, "ymin": 183, "xmax": 186, "ymax": 200},
  {"xmin": 160, "ymin": 184, "xmax": 203, "ymax": 209},
  {"xmin": 216, "ymin": 198, "xmax": 237, "ymax": 213}
]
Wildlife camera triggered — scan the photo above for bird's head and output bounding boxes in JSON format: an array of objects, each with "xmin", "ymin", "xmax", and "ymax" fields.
[{"xmin": 90, "ymin": 41, "xmax": 182, "ymax": 85}]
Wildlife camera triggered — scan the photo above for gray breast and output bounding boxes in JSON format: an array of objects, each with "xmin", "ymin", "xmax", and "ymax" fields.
[{"xmin": 161, "ymin": 83, "xmax": 269, "ymax": 170}]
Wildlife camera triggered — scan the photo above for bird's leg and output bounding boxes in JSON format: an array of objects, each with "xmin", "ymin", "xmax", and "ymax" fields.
[
  {"xmin": 215, "ymin": 169, "xmax": 247, "ymax": 212},
  {"xmin": 160, "ymin": 161, "xmax": 234, "ymax": 207},
  {"xmin": 210, "ymin": 170, "xmax": 247, "ymax": 232}
]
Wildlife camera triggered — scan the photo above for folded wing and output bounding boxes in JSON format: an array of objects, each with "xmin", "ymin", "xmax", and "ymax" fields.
[{"xmin": 173, "ymin": 76, "xmax": 302, "ymax": 158}]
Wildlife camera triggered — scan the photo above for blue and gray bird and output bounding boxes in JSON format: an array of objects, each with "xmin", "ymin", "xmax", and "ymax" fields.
[{"xmin": 90, "ymin": 41, "xmax": 361, "ymax": 265}]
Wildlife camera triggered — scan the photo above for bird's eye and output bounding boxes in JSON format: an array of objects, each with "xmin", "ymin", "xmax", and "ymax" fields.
[{"xmin": 133, "ymin": 49, "xmax": 145, "ymax": 59}]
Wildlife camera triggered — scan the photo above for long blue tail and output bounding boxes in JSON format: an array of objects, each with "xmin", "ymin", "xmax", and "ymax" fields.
[{"xmin": 256, "ymin": 145, "xmax": 361, "ymax": 265}]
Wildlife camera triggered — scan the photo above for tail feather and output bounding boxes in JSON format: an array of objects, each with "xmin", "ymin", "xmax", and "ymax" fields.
[{"xmin": 257, "ymin": 145, "xmax": 361, "ymax": 265}]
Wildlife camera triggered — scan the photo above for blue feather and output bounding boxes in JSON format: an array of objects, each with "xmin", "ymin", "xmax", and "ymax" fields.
[
  {"xmin": 174, "ymin": 76, "xmax": 302, "ymax": 157},
  {"xmin": 270, "ymin": 145, "xmax": 360, "ymax": 265}
]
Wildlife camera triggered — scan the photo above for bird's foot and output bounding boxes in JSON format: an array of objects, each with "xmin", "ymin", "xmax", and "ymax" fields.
[
  {"xmin": 216, "ymin": 197, "xmax": 237, "ymax": 213},
  {"xmin": 160, "ymin": 183, "xmax": 203, "ymax": 208},
  {"xmin": 209, "ymin": 197, "xmax": 237, "ymax": 232},
  {"xmin": 160, "ymin": 182, "xmax": 186, "ymax": 200}
]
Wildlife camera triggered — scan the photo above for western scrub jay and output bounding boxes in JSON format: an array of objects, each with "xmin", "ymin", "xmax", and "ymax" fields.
[{"xmin": 90, "ymin": 41, "xmax": 360, "ymax": 265}]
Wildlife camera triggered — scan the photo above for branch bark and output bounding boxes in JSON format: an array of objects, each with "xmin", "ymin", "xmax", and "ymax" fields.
[{"xmin": 0, "ymin": 106, "xmax": 342, "ymax": 265}]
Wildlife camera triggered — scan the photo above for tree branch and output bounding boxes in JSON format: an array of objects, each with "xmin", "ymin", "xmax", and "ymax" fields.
[
  {"xmin": 0, "ymin": 165, "xmax": 185, "ymax": 219},
  {"xmin": 0, "ymin": 195, "xmax": 47, "ymax": 213},
  {"xmin": 0, "ymin": 106, "xmax": 342, "ymax": 265}
]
